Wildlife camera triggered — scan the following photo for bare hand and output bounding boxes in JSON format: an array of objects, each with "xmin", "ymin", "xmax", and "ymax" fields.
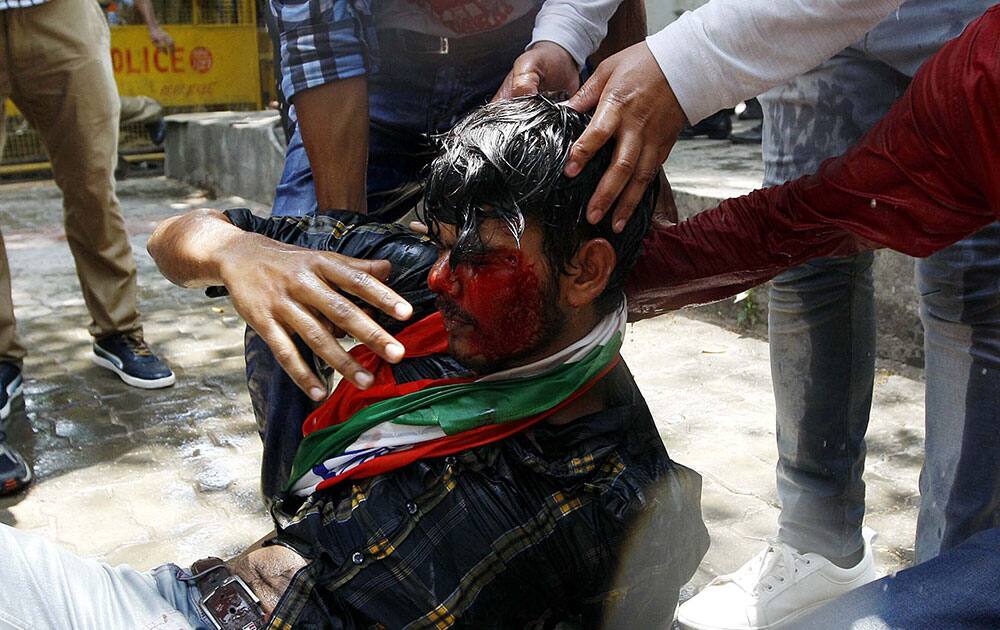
[
  {"xmin": 149, "ymin": 26, "xmax": 175, "ymax": 55},
  {"xmin": 228, "ymin": 545, "xmax": 308, "ymax": 617},
  {"xmin": 218, "ymin": 232, "xmax": 412, "ymax": 400},
  {"xmin": 564, "ymin": 42, "xmax": 687, "ymax": 232},
  {"xmin": 493, "ymin": 41, "xmax": 581, "ymax": 101}
]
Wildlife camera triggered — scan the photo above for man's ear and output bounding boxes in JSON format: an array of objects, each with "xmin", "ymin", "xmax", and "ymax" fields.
[{"xmin": 562, "ymin": 238, "xmax": 616, "ymax": 308}]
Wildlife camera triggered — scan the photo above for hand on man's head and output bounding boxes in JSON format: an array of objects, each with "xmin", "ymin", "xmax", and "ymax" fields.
[
  {"xmin": 493, "ymin": 41, "xmax": 581, "ymax": 102},
  {"xmin": 564, "ymin": 41, "xmax": 686, "ymax": 233}
]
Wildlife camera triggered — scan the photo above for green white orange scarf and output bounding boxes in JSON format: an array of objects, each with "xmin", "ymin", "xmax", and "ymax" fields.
[{"xmin": 287, "ymin": 303, "xmax": 627, "ymax": 496}]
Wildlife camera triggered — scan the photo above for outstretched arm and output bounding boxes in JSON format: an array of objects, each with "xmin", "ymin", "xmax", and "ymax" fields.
[
  {"xmin": 148, "ymin": 210, "xmax": 412, "ymax": 397},
  {"xmin": 628, "ymin": 7, "xmax": 1000, "ymax": 318}
]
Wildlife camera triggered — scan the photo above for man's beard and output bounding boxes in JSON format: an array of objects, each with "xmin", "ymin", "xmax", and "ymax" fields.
[{"xmin": 436, "ymin": 278, "xmax": 566, "ymax": 375}]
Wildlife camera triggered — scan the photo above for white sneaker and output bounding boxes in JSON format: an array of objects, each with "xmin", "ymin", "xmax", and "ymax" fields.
[{"xmin": 677, "ymin": 528, "xmax": 878, "ymax": 630}]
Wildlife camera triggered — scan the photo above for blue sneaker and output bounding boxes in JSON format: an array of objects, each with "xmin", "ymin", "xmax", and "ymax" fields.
[
  {"xmin": 93, "ymin": 332, "xmax": 175, "ymax": 389},
  {"xmin": 0, "ymin": 362, "xmax": 23, "ymax": 421},
  {"xmin": 0, "ymin": 440, "xmax": 31, "ymax": 496}
]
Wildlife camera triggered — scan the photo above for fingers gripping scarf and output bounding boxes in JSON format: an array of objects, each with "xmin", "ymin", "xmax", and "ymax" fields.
[{"xmin": 287, "ymin": 303, "xmax": 627, "ymax": 496}]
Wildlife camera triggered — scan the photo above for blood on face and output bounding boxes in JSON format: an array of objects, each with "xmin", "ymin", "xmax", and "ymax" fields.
[{"xmin": 428, "ymin": 246, "xmax": 554, "ymax": 368}]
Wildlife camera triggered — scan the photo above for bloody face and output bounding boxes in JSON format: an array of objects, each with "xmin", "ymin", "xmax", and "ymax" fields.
[{"xmin": 427, "ymin": 221, "xmax": 565, "ymax": 373}]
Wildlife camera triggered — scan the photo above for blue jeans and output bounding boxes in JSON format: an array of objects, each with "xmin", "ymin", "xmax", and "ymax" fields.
[
  {"xmin": 0, "ymin": 524, "xmax": 209, "ymax": 629},
  {"xmin": 271, "ymin": 17, "xmax": 536, "ymax": 220},
  {"xmin": 791, "ymin": 526, "xmax": 1000, "ymax": 629},
  {"xmin": 762, "ymin": 0, "xmax": 996, "ymax": 559},
  {"xmin": 915, "ymin": 223, "xmax": 1000, "ymax": 561}
]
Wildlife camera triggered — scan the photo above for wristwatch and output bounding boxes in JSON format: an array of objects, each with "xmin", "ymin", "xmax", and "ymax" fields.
[{"xmin": 191, "ymin": 557, "xmax": 267, "ymax": 630}]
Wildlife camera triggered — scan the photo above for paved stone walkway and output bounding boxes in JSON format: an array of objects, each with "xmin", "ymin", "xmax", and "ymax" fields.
[{"xmin": 0, "ymin": 177, "xmax": 925, "ymax": 602}]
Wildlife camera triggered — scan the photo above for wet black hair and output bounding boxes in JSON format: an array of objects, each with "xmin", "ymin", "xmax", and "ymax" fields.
[{"xmin": 420, "ymin": 94, "xmax": 657, "ymax": 316}]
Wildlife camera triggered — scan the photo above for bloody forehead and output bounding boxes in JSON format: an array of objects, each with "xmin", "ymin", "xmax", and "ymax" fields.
[{"xmin": 432, "ymin": 209, "xmax": 530, "ymax": 268}]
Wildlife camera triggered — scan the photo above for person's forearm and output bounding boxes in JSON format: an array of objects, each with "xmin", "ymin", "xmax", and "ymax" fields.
[
  {"xmin": 626, "ymin": 183, "xmax": 870, "ymax": 320},
  {"xmin": 628, "ymin": 8, "xmax": 1000, "ymax": 319},
  {"xmin": 293, "ymin": 78, "xmax": 369, "ymax": 212},
  {"xmin": 133, "ymin": 0, "xmax": 162, "ymax": 30},
  {"xmin": 147, "ymin": 209, "xmax": 252, "ymax": 287},
  {"xmin": 646, "ymin": 0, "xmax": 902, "ymax": 124}
]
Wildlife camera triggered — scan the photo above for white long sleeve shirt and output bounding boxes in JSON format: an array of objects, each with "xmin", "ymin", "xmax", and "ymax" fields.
[
  {"xmin": 531, "ymin": 0, "xmax": 624, "ymax": 66},
  {"xmin": 645, "ymin": 0, "xmax": 904, "ymax": 124}
]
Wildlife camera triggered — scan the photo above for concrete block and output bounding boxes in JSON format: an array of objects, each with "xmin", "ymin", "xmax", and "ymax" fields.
[{"xmin": 164, "ymin": 111, "xmax": 285, "ymax": 206}]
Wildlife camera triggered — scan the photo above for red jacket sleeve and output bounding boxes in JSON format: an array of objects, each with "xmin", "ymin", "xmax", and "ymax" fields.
[{"xmin": 627, "ymin": 6, "xmax": 1000, "ymax": 321}]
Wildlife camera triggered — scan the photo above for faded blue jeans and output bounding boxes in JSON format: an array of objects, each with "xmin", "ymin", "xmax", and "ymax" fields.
[
  {"xmin": 762, "ymin": 0, "xmax": 997, "ymax": 561},
  {"xmin": 0, "ymin": 524, "xmax": 209, "ymax": 629},
  {"xmin": 791, "ymin": 526, "xmax": 1000, "ymax": 629},
  {"xmin": 271, "ymin": 14, "xmax": 537, "ymax": 220},
  {"xmin": 915, "ymin": 224, "xmax": 1000, "ymax": 560}
]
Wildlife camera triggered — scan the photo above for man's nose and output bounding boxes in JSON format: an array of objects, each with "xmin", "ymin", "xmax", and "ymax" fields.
[{"xmin": 428, "ymin": 253, "xmax": 461, "ymax": 297}]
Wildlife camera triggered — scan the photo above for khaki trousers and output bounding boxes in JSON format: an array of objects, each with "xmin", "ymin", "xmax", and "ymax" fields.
[
  {"xmin": 119, "ymin": 95, "xmax": 163, "ymax": 126},
  {"xmin": 0, "ymin": 0, "xmax": 141, "ymax": 365}
]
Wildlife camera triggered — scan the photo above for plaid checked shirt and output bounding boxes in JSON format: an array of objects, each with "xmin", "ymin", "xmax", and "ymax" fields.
[
  {"xmin": 269, "ymin": 0, "xmax": 378, "ymax": 103},
  {"xmin": 220, "ymin": 210, "xmax": 709, "ymax": 629}
]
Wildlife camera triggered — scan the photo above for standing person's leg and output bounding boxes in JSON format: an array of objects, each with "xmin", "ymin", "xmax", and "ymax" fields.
[
  {"xmin": 915, "ymin": 223, "xmax": 1000, "ymax": 561},
  {"xmin": 0, "ymin": 9, "xmax": 31, "ymax": 497},
  {"xmin": 0, "ymin": 22, "xmax": 27, "ymax": 372},
  {"xmin": 762, "ymin": 52, "xmax": 908, "ymax": 564},
  {"xmin": 861, "ymin": 0, "xmax": 999, "ymax": 563},
  {"xmin": 10, "ymin": 0, "xmax": 137, "ymax": 339},
  {"xmin": 8, "ymin": 0, "xmax": 172, "ymax": 389},
  {"xmin": 678, "ymin": 51, "xmax": 906, "ymax": 630},
  {"xmin": 0, "ymin": 232, "xmax": 25, "ymax": 373}
]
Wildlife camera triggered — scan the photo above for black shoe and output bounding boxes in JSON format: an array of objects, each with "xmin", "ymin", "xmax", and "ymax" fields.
[
  {"xmin": 146, "ymin": 119, "xmax": 167, "ymax": 146},
  {"xmin": 730, "ymin": 123, "xmax": 763, "ymax": 145},
  {"xmin": 678, "ymin": 110, "xmax": 733, "ymax": 140},
  {"xmin": 0, "ymin": 440, "xmax": 31, "ymax": 496},
  {"xmin": 0, "ymin": 362, "xmax": 23, "ymax": 421},
  {"xmin": 738, "ymin": 97, "xmax": 764, "ymax": 120},
  {"xmin": 93, "ymin": 332, "xmax": 175, "ymax": 389}
]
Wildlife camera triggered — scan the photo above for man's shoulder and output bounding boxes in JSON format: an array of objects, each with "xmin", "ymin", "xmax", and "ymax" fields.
[{"xmin": 222, "ymin": 208, "xmax": 440, "ymax": 330}]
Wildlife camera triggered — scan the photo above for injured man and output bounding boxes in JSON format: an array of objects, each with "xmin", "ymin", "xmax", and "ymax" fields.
[{"xmin": 0, "ymin": 97, "xmax": 709, "ymax": 630}]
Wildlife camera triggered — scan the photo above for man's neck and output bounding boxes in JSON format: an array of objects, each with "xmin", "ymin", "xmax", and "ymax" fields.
[
  {"xmin": 547, "ymin": 370, "xmax": 613, "ymax": 425},
  {"xmin": 506, "ymin": 307, "xmax": 609, "ymax": 425},
  {"xmin": 499, "ymin": 308, "xmax": 601, "ymax": 372}
]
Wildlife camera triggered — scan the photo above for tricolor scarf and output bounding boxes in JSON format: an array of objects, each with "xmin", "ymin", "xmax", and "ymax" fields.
[{"xmin": 286, "ymin": 303, "xmax": 627, "ymax": 496}]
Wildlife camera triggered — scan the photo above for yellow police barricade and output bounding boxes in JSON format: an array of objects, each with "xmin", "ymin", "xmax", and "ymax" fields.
[{"xmin": 1, "ymin": 0, "xmax": 269, "ymax": 178}]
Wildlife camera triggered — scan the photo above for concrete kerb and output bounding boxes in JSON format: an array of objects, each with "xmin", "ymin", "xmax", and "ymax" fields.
[
  {"xmin": 164, "ymin": 111, "xmax": 286, "ymax": 207},
  {"xmin": 162, "ymin": 113, "xmax": 925, "ymax": 366}
]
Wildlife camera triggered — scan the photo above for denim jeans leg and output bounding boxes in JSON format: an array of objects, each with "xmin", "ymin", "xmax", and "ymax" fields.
[
  {"xmin": 791, "ymin": 526, "xmax": 1000, "ymax": 629},
  {"xmin": 761, "ymin": 50, "xmax": 907, "ymax": 558},
  {"xmin": 149, "ymin": 563, "xmax": 213, "ymax": 629},
  {"xmin": 770, "ymin": 253, "xmax": 876, "ymax": 558},
  {"xmin": 0, "ymin": 524, "xmax": 201, "ymax": 629},
  {"xmin": 245, "ymin": 327, "xmax": 318, "ymax": 503},
  {"xmin": 915, "ymin": 222, "xmax": 1000, "ymax": 563},
  {"xmin": 271, "ymin": 112, "xmax": 318, "ymax": 218}
]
